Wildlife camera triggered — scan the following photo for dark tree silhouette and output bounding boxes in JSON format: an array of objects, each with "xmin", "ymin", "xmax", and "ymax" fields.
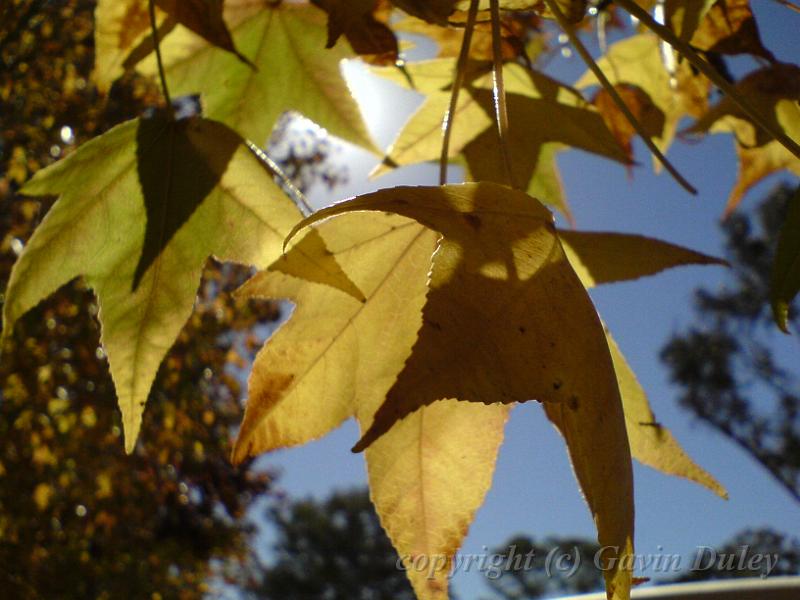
[
  {"xmin": 671, "ymin": 528, "xmax": 800, "ymax": 582},
  {"xmin": 481, "ymin": 535, "xmax": 604, "ymax": 599},
  {"xmin": 247, "ymin": 488, "xmax": 415, "ymax": 600},
  {"xmin": 661, "ymin": 182, "xmax": 800, "ymax": 503}
]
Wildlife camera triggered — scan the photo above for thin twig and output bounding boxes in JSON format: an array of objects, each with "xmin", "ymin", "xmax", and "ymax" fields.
[
  {"xmin": 148, "ymin": 0, "xmax": 173, "ymax": 118},
  {"xmin": 440, "ymin": 0, "xmax": 480, "ymax": 186},
  {"xmin": 246, "ymin": 142, "xmax": 314, "ymax": 216},
  {"xmin": 544, "ymin": 0, "xmax": 697, "ymax": 194},
  {"xmin": 490, "ymin": 0, "xmax": 516, "ymax": 189},
  {"xmin": 617, "ymin": 0, "xmax": 800, "ymax": 162},
  {"xmin": 771, "ymin": 0, "xmax": 800, "ymax": 14}
]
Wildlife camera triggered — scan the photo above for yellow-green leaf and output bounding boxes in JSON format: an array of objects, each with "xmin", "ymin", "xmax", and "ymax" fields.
[
  {"xmin": 2, "ymin": 114, "xmax": 356, "ymax": 453},
  {"xmin": 139, "ymin": 1, "xmax": 378, "ymax": 152},
  {"xmin": 771, "ymin": 184, "xmax": 800, "ymax": 332}
]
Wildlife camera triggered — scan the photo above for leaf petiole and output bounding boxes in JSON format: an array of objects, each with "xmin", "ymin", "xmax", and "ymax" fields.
[
  {"xmin": 544, "ymin": 0, "xmax": 697, "ymax": 195},
  {"xmin": 148, "ymin": 0, "xmax": 173, "ymax": 118},
  {"xmin": 440, "ymin": 0, "xmax": 480, "ymax": 186},
  {"xmin": 490, "ymin": 0, "xmax": 516, "ymax": 189}
]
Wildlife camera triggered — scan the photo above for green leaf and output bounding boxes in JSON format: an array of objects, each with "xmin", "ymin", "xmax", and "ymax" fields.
[
  {"xmin": 2, "ymin": 114, "xmax": 358, "ymax": 453},
  {"xmin": 140, "ymin": 1, "xmax": 378, "ymax": 152},
  {"xmin": 771, "ymin": 184, "xmax": 800, "ymax": 332}
]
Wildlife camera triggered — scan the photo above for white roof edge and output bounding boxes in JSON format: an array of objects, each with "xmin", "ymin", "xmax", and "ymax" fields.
[{"xmin": 556, "ymin": 576, "xmax": 800, "ymax": 599}]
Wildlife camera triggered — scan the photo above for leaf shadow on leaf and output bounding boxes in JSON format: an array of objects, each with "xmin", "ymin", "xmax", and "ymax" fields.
[
  {"xmin": 333, "ymin": 185, "xmax": 616, "ymax": 453},
  {"xmin": 133, "ymin": 114, "xmax": 238, "ymax": 290}
]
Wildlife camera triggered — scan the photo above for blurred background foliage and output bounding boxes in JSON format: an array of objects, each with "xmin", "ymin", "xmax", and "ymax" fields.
[
  {"xmin": 2, "ymin": 1, "xmax": 799, "ymax": 599},
  {"xmin": 0, "ymin": 1, "xmax": 346, "ymax": 597}
]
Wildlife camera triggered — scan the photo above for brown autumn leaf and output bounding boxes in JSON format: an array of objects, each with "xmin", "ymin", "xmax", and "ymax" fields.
[
  {"xmin": 690, "ymin": 0, "xmax": 776, "ymax": 62},
  {"xmin": 592, "ymin": 83, "xmax": 666, "ymax": 164},
  {"xmin": 312, "ymin": 0, "xmax": 399, "ymax": 65},
  {"xmin": 576, "ymin": 33, "xmax": 710, "ymax": 159},
  {"xmin": 686, "ymin": 63, "xmax": 800, "ymax": 214},
  {"xmin": 154, "ymin": 0, "xmax": 254, "ymax": 68}
]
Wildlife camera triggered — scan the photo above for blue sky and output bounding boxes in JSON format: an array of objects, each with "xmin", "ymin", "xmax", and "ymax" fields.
[{"xmin": 253, "ymin": 4, "xmax": 800, "ymax": 597}]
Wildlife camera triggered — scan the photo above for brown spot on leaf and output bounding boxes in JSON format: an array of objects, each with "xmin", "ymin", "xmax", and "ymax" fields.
[{"xmin": 463, "ymin": 213, "xmax": 482, "ymax": 230}]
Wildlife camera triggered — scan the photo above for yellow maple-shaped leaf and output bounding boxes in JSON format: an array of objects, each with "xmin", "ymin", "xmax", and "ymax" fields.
[
  {"xmin": 93, "ymin": 0, "xmax": 162, "ymax": 94},
  {"xmin": 234, "ymin": 213, "xmax": 508, "ymax": 599},
  {"xmin": 576, "ymin": 33, "xmax": 709, "ymax": 158},
  {"xmin": 373, "ymin": 59, "xmax": 628, "ymax": 218},
  {"xmin": 93, "ymin": 0, "xmax": 251, "ymax": 94},
  {"xmin": 689, "ymin": 0, "xmax": 775, "ymax": 62},
  {"xmin": 138, "ymin": 0, "xmax": 378, "ymax": 152},
  {"xmin": 290, "ymin": 182, "xmax": 635, "ymax": 599},
  {"xmin": 238, "ymin": 194, "xmax": 727, "ymax": 599},
  {"xmin": 1, "ymin": 113, "xmax": 358, "ymax": 453},
  {"xmin": 687, "ymin": 63, "xmax": 800, "ymax": 215}
]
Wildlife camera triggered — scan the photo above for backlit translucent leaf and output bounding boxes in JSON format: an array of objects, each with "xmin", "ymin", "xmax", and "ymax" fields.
[
  {"xmin": 291, "ymin": 182, "xmax": 634, "ymax": 600},
  {"xmin": 687, "ymin": 64, "xmax": 800, "ymax": 214},
  {"xmin": 373, "ymin": 59, "xmax": 628, "ymax": 218},
  {"xmin": 2, "ymin": 114, "xmax": 357, "ymax": 453},
  {"xmin": 233, "ymin": 214, "xmax": 507, "ymax": 599},
  {"xmin": 559, "ymin": 230, "xmax": 726, "ymax": 287},
  {"xmin": 577, "ymin": 34, "xmax": 709, "ymax": 158},
  {"xmin": 140, "ymin": 1, "xmax": 378, "ymax": 151},
  {"xmin": 93, "ymin": 0, "xmax": 251, "ymax": 94}
]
